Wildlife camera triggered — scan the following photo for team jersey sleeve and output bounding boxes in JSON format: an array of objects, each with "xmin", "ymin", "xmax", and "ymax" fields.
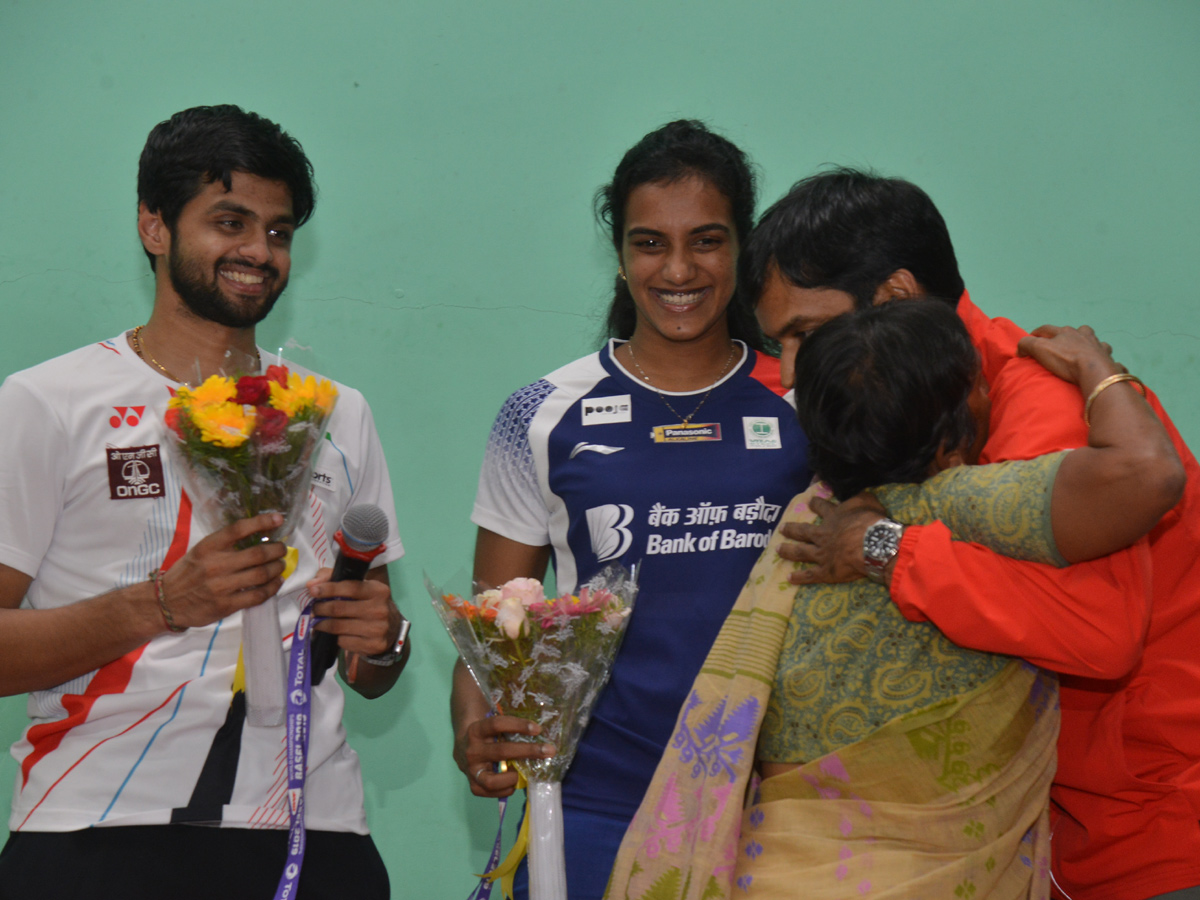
[
  {"xmin": 341, "ymin": 391, "xmax": 404, "ymax": 566},
  {"xmin": 890, "ymin": 355, "xmax": 1154, "ymax": 679},
  {"xmin": 471, "ymin": 380, "xmax": 555, "ymax": 547},
  {"xmin": 0, "ymin": 374, "xmax": 68, "ymax": 580}
]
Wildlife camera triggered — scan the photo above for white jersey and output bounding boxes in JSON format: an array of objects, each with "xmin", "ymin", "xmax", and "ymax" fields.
[{"xmin": 0, "ymin": 333, "xmax": 403, "ymax": 833}]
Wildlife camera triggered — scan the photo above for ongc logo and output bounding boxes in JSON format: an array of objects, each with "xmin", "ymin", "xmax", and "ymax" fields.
[
  {"xmin": 116, "ymin": 457, "xmax": 161, "ymax": 497},
  {"xmin": 107, "ymin": 444, "xmax": 165, "ymax": 501}
]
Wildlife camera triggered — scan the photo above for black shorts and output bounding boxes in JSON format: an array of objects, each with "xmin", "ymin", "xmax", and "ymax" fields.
[{"xmin": 0, "ymin": 825, "xmax": 389, "ymax": 900}]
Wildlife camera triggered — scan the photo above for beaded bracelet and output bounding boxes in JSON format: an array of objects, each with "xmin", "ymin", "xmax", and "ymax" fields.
[
  {"xmin": 1084, "ymin": 373, "xmax": 1147, "ymax": 426},
  {"xmin": 149, "ymin": 569, "xmax": 187, "ymax": 633}
]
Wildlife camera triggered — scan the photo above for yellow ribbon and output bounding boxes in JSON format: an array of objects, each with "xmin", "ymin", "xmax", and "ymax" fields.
[
  {"xmin": 281, "ymin": 545, "xmax": 299, "ymax": 580},
  {"xmin": 481, "ymin": 771, "xmax": 530, "ymax": 900}
]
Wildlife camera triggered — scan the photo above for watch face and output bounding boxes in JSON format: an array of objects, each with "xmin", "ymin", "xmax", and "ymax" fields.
[{"xmin": 864, "ymin": 520, "xmax": 902, "ymax": 563}]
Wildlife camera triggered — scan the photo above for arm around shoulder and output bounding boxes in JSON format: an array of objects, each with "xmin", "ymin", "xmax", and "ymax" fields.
[{"xmin": 1017, "ymin": 326, "xmax": 1185, "ymax": 561}]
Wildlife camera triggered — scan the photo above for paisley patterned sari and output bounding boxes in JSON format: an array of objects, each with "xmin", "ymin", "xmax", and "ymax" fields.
[{"xmin": 605, "ymin": 454, "xmax": 1066, "ymax": 900}]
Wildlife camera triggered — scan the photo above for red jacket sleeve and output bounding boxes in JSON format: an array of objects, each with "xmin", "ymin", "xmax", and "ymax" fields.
[{"xmin": 890, "ymin": 353, "xmax": 1155, "ymax": 679}]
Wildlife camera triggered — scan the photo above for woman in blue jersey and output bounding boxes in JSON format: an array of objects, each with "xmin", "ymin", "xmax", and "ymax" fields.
[{"xmin": 451, "ymin": 120, "xmax": 812, "ymax": 899}]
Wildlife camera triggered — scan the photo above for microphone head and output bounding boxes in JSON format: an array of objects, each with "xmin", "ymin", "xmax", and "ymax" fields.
[{"xmin": 340, "ymin": 504, "xmax": 389, "ymax": 552}]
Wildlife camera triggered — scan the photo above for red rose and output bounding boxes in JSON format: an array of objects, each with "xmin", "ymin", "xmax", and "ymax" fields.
[
  {"xmin": 164, "ymin": 407, "xmax": 185, "ymax": 439},
  {"xmin": 254, "ymin": 405, "xmax": 289, "ymax": 442},
  {"xmin": 234, "ymin": 375, "xmax": 271, "ymax": 406},
  {"xmin": 265, "ymin": 365, "xmax": 290, "ymax": 387}
]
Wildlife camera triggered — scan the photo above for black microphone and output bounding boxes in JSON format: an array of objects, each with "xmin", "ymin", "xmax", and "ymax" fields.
[{"xmin": 311, "ymin": 503, "xmax": 390, "ymax": 685}]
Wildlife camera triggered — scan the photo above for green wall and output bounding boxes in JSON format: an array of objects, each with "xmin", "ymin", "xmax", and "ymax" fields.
[{"xmin": 2, "ymin": 1, "xmax": 1197, "ymax": 894}]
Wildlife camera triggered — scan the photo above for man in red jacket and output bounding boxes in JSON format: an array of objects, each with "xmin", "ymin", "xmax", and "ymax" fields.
[{"xmin": 744, "ymin": 168, "xmax": 1200, "ymax": 900}]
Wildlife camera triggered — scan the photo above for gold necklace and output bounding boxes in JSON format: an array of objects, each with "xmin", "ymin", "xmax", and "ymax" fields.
[
  {"xmin": 626, "ymin": 341, "xmax": 739, "ymax": 425},
  {"xmin": 131, "ymin": 325, "xmax": 262, "ymax": 383},
  {"xmin": 131, "ymin": 325, "xmax": 183, "ymax": 383}
]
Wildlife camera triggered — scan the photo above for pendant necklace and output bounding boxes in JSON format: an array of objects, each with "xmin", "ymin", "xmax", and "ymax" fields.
[{"xmin": 626, "ymin": 341, "xmax": 739, "ymax": 425}]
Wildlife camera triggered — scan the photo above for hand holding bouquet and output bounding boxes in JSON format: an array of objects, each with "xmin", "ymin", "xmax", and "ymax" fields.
[
  {"xmin": 164, "ymin": 364, "xmax": 338, "ymax": 726},
  {"xmin": 429, "ymin": 565, "xmax": 638, "ymax": 900}
]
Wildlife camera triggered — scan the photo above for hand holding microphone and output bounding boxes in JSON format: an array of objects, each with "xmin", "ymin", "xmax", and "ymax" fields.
[{"xmin": 311, "ymin": 504, "xmax": 408, "ymax": 686}]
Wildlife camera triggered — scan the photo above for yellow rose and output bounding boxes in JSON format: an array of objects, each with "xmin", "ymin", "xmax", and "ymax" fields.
[
  {"xmin": 315, "ymin": 378, "xmax": 338, "ymax": 415},
  {"xmin": 269, "ymin": 372, "xmax": 338, "ymax": 418},
  {"xmin": 191, "ymin": 401, "xmax": 254, "ymax": 448},
  {"xmin": 189, "ymin": 375, "xmax": 237, "ymax": 407}
]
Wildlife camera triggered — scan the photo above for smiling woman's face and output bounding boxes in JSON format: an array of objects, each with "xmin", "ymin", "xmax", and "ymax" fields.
[{"xmin": 620, "ymin": 175, "xmax": 737, "ymax": 348}]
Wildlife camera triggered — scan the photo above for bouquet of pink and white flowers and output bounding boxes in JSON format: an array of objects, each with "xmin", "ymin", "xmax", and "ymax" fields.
[{"xmin": 428, "ymin": 564, "xmax": 638, "ymax": 900}]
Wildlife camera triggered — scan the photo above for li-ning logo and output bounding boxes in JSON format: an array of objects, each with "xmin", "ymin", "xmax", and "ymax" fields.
[
  {"xmin": 569, "ymin": 442, "xmax": 625, "ymax": 459},
  {"xmin": 581, "ymin": 395, "xmax": 632, "ymax": 426},
  {"xmin": 109, "ymin": 406, "xmax": 146, "ymax": 428},
  {"xmin": 586, "ymin": 504, "xmax": 634, "ymax": 561},
  {"xmin": 106, "ymin": 444, "xmax": 165, "ymax": 500}
]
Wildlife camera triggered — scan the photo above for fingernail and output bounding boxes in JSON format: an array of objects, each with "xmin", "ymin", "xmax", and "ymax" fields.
[{"xmin": 542, "ymin": 744, "xmax": 556, "ymax": 756}]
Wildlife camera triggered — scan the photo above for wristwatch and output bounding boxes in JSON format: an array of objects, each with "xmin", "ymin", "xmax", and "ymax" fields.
[
  {"xmin": 362, "ymin": 617, "xmax": 411, "ymax": 667},
  {"xmin": 862, "ymin": 518, "xmax": 905, "ymax": 584}
]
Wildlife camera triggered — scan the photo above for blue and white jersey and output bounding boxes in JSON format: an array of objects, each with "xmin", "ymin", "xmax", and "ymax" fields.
[{"xmin": 473, "ymin": 340, "xmax": 811, "ymax": 819}]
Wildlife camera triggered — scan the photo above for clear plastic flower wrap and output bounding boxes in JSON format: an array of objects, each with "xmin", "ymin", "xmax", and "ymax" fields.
[
  {"xmin": 427, "ymin": 563, "xmax": 639, "ymax": 899},
  {"xmin": 162, "ymin": 363, "xmax": 337, "ymax": 727}
]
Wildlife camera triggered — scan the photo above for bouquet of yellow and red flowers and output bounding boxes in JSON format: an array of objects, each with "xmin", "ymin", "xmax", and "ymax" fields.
[
  {"xmin": 428, "ymin": 566, "xmax": 638, "ymax": 900},
  {"xmin": 165, "ymin": 364, "xmax": 338, "ymax": 726}
]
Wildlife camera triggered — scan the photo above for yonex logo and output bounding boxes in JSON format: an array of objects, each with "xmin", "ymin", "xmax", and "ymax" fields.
[{"xmin": 109, "ymin": 406, "xmax": 146, "ymax": 428}]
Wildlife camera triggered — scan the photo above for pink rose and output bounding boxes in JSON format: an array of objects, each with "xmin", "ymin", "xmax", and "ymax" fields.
[
  {"xmin": 604, "ymin": 607, "xmax": 631, "ymax": 629},
  {"xmin": 494, "ymin": 596, "xmax": 528, "ymax": 639},
  {"xmin": 500, "ymin": 577, "xmax": 546, "ymax": 608}
]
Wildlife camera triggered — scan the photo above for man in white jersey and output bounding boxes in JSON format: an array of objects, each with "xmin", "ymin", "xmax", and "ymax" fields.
[{"xmin": 0, "ymin": 106, "xmax": 407, "ymax": 900}]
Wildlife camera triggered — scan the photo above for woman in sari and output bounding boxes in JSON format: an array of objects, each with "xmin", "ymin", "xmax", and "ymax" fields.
[{"xmin": 606, "ymin": 300, "xmax": 1178, "ymax": 899}]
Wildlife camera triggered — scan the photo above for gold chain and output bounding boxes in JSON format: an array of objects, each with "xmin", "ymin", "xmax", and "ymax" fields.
[
  {"xmin": 130, "ymin": 325, "xmax": 183, "ymax": 383},
  {"xmin": 626, "ymin": 342, "xmax": 739, "ymax": 425},
  {"xmin": 131, "ymin": 325, "xmax": 262, "ymax": 383}
]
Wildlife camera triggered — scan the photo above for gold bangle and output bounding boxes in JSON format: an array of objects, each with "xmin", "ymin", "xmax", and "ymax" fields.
[
  {"xmin": 149, "ymin": 569, "xmax": 187, "ymax": 633},
  {"xmin": 1084, "ymin": 373, "xmax": 1146, "ymax": 427}
]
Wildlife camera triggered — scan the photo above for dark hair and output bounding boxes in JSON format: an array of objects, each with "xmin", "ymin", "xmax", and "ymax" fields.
[
  {"xmin": 595, "ymin": 119, "xmax": 763, "ymax": 349},
  {"xmin": 792, "ymin": 300, "xmax": 978, "ymax": 501},
  {"xmin": 741, "ymin": 167, "xmax": 964, "ymax": 309},
  {"xmin": 137, "ymin": 105, "xmax": 316, "ymax": 268}
]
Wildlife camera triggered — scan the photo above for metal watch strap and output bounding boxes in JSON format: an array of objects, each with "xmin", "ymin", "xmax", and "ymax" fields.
[
  {"xmin": 862, "ymin": 517, "xmax": 904, "ymax": 584},
  {"xmin": 362, "ymin": 617, "xmax": 410, "ymax": 667}
]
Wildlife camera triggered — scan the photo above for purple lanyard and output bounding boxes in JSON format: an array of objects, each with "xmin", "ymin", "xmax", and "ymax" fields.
[
  {"xmin": 274, "ymin": 600, "xmax": 314, "ymax": 900},
  {"xmin": 467, "ymin": 794, "xmax": 510, "ymax": 900}
]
